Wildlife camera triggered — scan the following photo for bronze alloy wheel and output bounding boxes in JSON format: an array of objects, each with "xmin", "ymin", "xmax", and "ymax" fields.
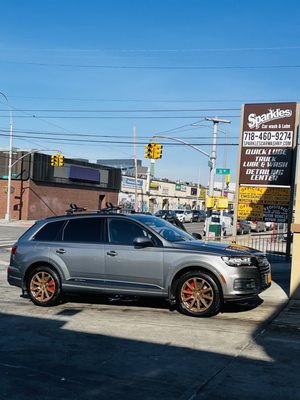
[
  {"xmin": 30, "ymin": 271, "xmax": 56, "ymax": 303},
  {"xmin": 180, "ymin": 277, "xmax": 214, "ymax": 313}
]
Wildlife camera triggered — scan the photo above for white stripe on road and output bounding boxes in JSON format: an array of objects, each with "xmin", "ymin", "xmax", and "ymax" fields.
[{"xmin": 0, "ymin": 260, "xmax": 8, "ymax": 266}]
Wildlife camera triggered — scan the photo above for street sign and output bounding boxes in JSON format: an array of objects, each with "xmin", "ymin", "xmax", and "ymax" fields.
[{"xmin": 216, "ymin": 168, "xmax": 230, "ymax": 175}]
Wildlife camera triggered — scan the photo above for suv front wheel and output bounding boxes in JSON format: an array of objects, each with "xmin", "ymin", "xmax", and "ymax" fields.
[
  {"xmin": 27, "ymin": 266, "xmax": 62, "ymax": 307},
  {"xmin": 176, "ymin": 271, "xmax": 221, "ymax": 317}
]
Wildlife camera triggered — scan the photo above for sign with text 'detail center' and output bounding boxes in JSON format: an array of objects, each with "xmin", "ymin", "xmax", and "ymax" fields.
[
  {"xmin": 239, "ymin": 102, "xmax": 298, "ymax": 186},
  {"xmin": 237, "ymin": 102, "xmax": 299, "ymax": 223}
]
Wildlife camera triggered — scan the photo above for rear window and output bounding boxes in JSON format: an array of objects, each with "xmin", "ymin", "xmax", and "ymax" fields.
[{"xmin": 33, "ymin": 220, "xmax": 66, "ymax": 241}]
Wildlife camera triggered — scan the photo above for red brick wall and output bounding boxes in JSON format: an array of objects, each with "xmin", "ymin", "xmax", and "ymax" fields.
[
  {"xmin": 0, "ymin": 180, "xmax": 30, "ymax": 220},
  {"xmin": 0, "ymin": 179, "xmax": 118, "ymax": 220}
]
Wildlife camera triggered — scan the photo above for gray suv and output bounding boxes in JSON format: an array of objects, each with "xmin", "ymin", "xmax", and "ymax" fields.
[{"xmin": 7, "ymin": 213, "xmax": 271, "ymax": 317}]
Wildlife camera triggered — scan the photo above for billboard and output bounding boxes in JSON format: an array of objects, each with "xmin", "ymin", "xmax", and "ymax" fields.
[
  {"xmin": 237, "ymin": 102, "xmax": 299, "ymax": 223},
  {"xmin": 239, "ymin": 103, "xmax": 297, "ymax": 186}
]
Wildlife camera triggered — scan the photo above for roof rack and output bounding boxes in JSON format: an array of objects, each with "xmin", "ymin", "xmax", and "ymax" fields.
[{"xmin": 65, "ymin": 202, "xmax": 123, "ymax": 215}]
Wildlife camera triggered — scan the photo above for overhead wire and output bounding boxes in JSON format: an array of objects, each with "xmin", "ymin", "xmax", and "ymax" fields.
[{"xmin": 0, "ymin": 60, "xmax": 300, "ymax": 70}]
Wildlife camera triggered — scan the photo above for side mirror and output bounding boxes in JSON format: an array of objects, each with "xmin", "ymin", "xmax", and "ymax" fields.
[
  {"xmin": 133, "ymin": 236, "xmax": 154, "ymax": 248},
  {"xmin": 192, "ymin": 232, "xmax": 202, "ymax": 240}
]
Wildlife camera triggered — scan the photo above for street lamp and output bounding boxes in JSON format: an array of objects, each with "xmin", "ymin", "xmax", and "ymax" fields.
[{"xmin": 0, "ymin": 92, "xmax": 13, "ymax": 222}]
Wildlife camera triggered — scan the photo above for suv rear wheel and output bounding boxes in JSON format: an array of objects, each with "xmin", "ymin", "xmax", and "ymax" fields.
[
  {"xmin": 176, "ymin": 271, "xmax": 221, "ymax": 317},
  {"xmin": 27, "ymin": 266, "xmax": 61, "ymax": 307}
]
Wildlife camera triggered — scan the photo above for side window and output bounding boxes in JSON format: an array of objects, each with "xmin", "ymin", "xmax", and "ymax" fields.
[
  {"xmin": 63, "ymin": 218, "xmax": 104, "ymax": 243},
  {"xmin": 108, "ymin": 219, "xmax": 148, "ymax": 245},
  {"xmin": 33, "ymin": 220, "xmax": 65, "ymax": 241}
]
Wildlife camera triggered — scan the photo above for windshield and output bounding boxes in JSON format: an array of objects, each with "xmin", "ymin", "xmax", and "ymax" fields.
[{"xmin": 130, "ymin": 215, "xmax": 195, "ymax": 242}]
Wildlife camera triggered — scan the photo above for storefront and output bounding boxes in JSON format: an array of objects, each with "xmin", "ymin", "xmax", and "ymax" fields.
[{"xmin": 0, "ymin": 152, "xmax": 122, "ymax": 220}]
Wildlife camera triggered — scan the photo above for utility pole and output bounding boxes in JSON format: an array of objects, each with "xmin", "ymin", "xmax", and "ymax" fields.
[
  {"xmin": 205, "ymin": 118, "xmax": 231, "ymax": 237},
  {"xmin": 0, "ymin": 92, "xmax": 13, "ymax": 222},
  {"xmin": 133, "ymin": 126, "xmax": 138, "ymax": 212}
]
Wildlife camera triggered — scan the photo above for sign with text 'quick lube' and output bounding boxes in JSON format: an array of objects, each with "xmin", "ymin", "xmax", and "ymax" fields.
[
  {"xmin": 237, "ymin": 102, "xmax": 299, "ymax": 223},
  {"xmin": 239, "ymin": 103, "xmax": 297, "ymax": 186}
]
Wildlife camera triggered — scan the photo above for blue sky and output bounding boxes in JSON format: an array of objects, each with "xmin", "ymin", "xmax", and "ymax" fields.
[{"xmin": 0, "ymin": 0, "xmax": 300, "ymax": 187}]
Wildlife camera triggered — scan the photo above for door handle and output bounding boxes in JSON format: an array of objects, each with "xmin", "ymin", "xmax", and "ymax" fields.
[
  {"xmin": 107, "ymin": 250, "xmax": 118, "ymax": 256},
  {"xmin": 56, "ymin": 248, "xmax": 66, "ymax": 254}
]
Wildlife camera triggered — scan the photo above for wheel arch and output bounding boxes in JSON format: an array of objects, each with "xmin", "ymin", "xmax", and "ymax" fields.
[
  {"xmin": 24, "ymin": 262, "xmax": 63, "ymax": 288},
  {"xmin": 169, "ymin": 265, "xmax": 224, "ymax": 301}
]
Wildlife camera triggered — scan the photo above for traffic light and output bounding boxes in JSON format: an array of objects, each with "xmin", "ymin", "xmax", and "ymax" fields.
[
  {"xmin": 153, "ymin": 143, "xmax": 163, "ymax": 159},
  {"xmin": 144, "ymin": 143, "xmax": 154, "ymax": 159},
  {"xmin": 50, "ymin": 154, "xmax": 64, "ymax": 167},
  {"xmin": 58, "ymin": 154, "xmax": 64, "ymax": 166},
  {"xmin": 51, "ymin": 154, "xmax": 58, "ymax": 166},
  {"xmin": 226, "ymin": 174, "xmax": 230, "ymax": 188}
]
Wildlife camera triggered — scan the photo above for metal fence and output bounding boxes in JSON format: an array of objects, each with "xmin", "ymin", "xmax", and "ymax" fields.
[{"xmin": 205, "ymin": 232, "xmax": 290, "ymax": 263}]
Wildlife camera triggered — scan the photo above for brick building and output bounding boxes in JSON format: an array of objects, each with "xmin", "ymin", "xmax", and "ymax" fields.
[{"xmin": 0, "ymin": 151, "xmax": 121, "ymax": 220}]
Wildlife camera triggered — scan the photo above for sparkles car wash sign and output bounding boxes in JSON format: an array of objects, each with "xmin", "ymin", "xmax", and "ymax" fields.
[
  {"xmin": 239, "ymin": 103, "xmax": 297, "ymax": 186},
  {"xmin": 237, "ymin": 102, "xmax": 299, "ymax": 223}
]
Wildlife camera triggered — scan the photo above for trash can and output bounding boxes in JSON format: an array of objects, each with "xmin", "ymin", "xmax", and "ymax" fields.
[{"xmin": 208, "ymin": 224, "xmax": 222, "ymax": 240}]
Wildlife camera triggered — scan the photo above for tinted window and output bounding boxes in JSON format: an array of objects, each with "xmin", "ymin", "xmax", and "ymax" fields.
[
  {"xmin": 34, "ymin": 220, "xmax": 65, "ymax": 241},
  {"xmin": 63, "ymin": 218, "xmax": 104, "ymax": 243},
  {"xmin": 108, "ymin": 218, "xmax": 147, "ymax": 245},
  {"xmin": 130, "ymin": 215, "xmax": 195, "ymax": 242}
]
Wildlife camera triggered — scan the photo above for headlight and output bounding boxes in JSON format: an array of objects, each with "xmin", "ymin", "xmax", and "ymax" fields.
[{"xmin": 222, "ymin": 256, "xmax": 252, "ymax": 266}]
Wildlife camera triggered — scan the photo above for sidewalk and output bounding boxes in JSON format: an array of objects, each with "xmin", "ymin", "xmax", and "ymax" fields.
[
  {"xmin": 0, "ymin": 219, "xmax": 36, "ymax": 227},
  {"xmin": 193, "ymin": 262, "xmax": 300, "ymax": 400}
]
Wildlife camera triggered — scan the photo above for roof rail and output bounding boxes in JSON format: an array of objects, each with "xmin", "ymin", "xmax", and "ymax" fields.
[{"xmin": 65, "ymin": 202, "xmax": 123, "ymax": 215}]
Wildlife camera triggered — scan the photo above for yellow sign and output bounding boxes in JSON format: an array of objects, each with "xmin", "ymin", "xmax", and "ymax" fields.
[
  {"xmin": 238, "ymin": 203, "xmax": 264, "ymax": 220},
  {"xmin": 216, "ymin": 197, "xmax": 228, "ymax": 209},
  {"xmin": 206, "ymin": 196, "xmax": 215, "ymax": 209},
  {"xmin": 199, "ymin": 188, "xmax": 206, "ymax": 198},
  {"xmin": 238, "ymin": 186, "xmax": 290, "ymax": 205}
]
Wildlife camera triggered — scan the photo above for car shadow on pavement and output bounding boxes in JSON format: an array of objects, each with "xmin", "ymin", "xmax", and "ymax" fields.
[
  {"xmin": 1, "ymin": 294, "xmax": 300, "ymax": 400},
  {"xmin": 26, "ymin": 291, "xmax": 264, "ymax": 315}
]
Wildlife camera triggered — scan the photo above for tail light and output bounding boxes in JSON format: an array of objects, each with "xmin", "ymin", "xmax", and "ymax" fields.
[{"xmin": 11, "ymin": 244, "xmax": 17, "ymax": 255}]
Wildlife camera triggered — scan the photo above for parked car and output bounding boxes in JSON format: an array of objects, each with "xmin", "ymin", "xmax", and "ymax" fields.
[
  {"xmin": 155, "ymin": 210, "xmax": 188, "ymax": 232},
  {"xmin": 249, "ymin": 221, "xmax": 266, "ymax": 232},
  {"xmin": 155, "ymin": 210, "xmax": 177, "ymax": 222},
  {"xmin": 237, "ymin": 220, "xmax": 251, "ymax": 235},
  {"xmin": 175, "ymin": 210, "xmax": 193, "ymax": 223},
  {"xmin": 7, "ymin": 212, "xmax": 271, "ymax": 318},
  {"xmin": 192, "ymin": 210, "xmax": 207, "ymax": 222}
]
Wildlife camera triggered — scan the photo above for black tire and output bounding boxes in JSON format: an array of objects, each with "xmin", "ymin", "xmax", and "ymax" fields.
[
  {"xmin": 176, "ymin": 271, "xmax": 221, "ymax": 317},
  {"xmin": 27, "ymin": 266, "xmax": 62, "ymax": 307}
]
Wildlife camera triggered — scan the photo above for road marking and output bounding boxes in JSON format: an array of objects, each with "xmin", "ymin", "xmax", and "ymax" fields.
[
  {"xmin": 0, "ymin": 240, "xmax": 15, "ymax": 248},
  {"xmin": 0, "ymin": 260, "xmax": 8, "ymax": 266}
]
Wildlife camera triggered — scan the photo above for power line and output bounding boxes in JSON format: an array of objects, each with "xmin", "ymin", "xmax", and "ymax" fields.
[
  {"xmin": 7, "ymin": 45, "xmax": 300, "ymax": 53},
  {"xmin": 1, "ymin": 131, "xmax": 239, "ymax": 145},
  {"xmin": 0, "ymin": 115, "xmax": 241, "ymax": 119},
  {"xmin": 1, "ymin": 60, "xmax": 300, "ymax": 70},
  {"xmin": 8, "ymin": 95, "xmax": 299, "ymax": 103},
  {"xmin": 0, "ymin": 107, "xmax": 240, "ymax": 112},
  {"xmin": 0, "ymin": 127, "xmax": 239, "ymax": 139}
]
